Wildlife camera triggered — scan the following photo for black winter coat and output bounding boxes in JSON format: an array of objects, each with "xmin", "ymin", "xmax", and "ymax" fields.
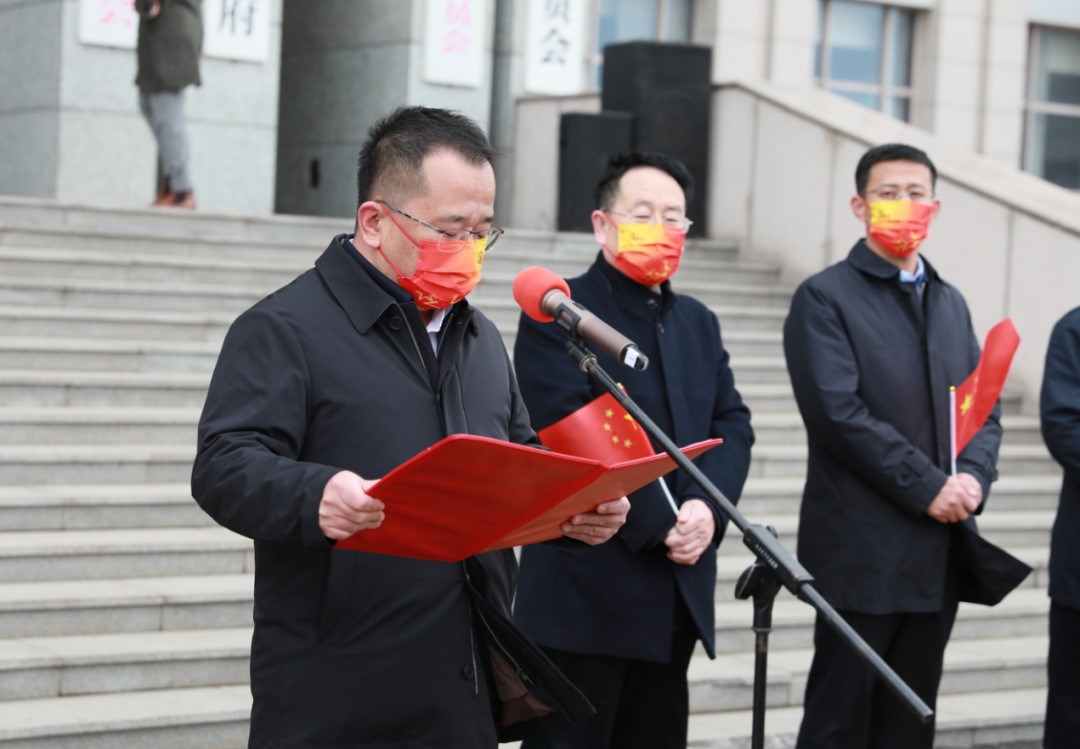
[
  {"xmin": 783, "ymin": 241, "xmax": 1003, "ymax": 614},
  {"xmin": 192, "ymin": 236, "xmax": 547, "ymax": 748},
  {"xmin": 1041, "ymin": 306, "xmax": 1080, "ymax": 609},
  {"xmin": 136, "ymin": 0, "xmax": 202, "ymax": 93},
  {"xmin": 512, "ymin": 256, "xmax": 754, "ymax": 662}
]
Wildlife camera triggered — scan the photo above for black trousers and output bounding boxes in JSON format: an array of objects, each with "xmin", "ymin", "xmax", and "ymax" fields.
[
  {"xmin": 795, "ymin": 600, "xmax": 959, "ymax": 749},
  {"xmin": 520, "ymin": 632, "xmax": 698, "ymax": 749},
  {"xmin": 1044, "ymin": 600, "xmax": 1080, "ymax": 749}
]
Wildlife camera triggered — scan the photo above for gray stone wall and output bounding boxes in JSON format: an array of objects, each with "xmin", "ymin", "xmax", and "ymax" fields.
[
  {"xmin": 0, "ymin": 0, "xmax": 282, "ymax": 214},
  {"xmin": 274, "ymin": 0, "xmax": 495, "ymax": 220},
  {"xmin": 0, "ymin": 0, "xmax": 64, "ymax": 199}
]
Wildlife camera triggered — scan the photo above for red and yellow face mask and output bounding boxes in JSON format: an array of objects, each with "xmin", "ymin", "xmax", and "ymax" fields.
[
  {"xmin": 379, "ymin": 208, "xmax": 487, "ymax": 310},
  {"xmin": 867, "ymin": 199, "xmax": 934, "ymax": 257},
  {"xmin": 612, "ymin": 222, "xmax": 686, "ymax": 285}
]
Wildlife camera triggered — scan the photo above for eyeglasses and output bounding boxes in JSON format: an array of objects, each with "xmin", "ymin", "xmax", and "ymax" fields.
[
  {"xmin": 606, "ymin": 209, "xmax": 693, "ymax": 233},
  {"xmin": 865, "ymin": 187, "xmax": 934, "ymax": 203},
  {"xmin": 376, "ymin": 199, "xmax": 503, "ymax": 251}
]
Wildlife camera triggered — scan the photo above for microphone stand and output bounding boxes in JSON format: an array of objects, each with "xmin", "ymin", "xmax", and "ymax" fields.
[{"xmin": 560, "ymin": 335, "xmax": 933, "ymax": 749}]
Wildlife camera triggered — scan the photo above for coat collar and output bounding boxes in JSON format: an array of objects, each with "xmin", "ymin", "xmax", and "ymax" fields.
[
  {"xmin": 847, "ymin": 239, "xmax": 942, "ymax": 284},
  {"xmin": 588, "ymin": 251, "xmax": 677, "ymax": 313},
  {"xmin": 314, "ymin": 234, "xmax": 475, "ymax": 336}
]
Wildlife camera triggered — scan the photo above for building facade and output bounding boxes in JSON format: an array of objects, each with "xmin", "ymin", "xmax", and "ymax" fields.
[{"xmin": 0, "ymin": 0, "xmax": 1077, "ymax": 218}]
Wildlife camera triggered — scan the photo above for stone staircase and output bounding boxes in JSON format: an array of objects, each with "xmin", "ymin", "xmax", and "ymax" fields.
[{"xmin": 0, "ymin": 197, "xmax": 1055, "ymax": 748}]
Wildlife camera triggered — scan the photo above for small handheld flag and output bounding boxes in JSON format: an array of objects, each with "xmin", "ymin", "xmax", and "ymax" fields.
[
  {"xmin": 950, "ymin": 318, "xmax": 1020, "ymax": 472},
  {"xmin": 538, "ymin": 390, "xmax": 680, "ymax": 513},
  {"xmin": 538, "ymin": 391, "xmax": 654, "ymax": 465}
]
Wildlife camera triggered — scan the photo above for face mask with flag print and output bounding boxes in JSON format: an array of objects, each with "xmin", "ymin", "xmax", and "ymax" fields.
[
  {"xmin": 613, "ymin": 222, "xmax": 686, "ymax": 285},
  {"xmin": 378, "ymin": 214, "xmax": 487, "ymax": 310},
  {"xmin": 867, "ymin": 199, "xmax": 934, "ymax": 257}
]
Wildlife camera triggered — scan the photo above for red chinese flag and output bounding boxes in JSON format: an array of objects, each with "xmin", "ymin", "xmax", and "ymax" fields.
[
  {"xmin": 538, "ymin": 392, "xmax": 655, "ymax": 465},
  {"xmin": 953, "ymin": 318, "xmax": 1020, "ymax": 456}
]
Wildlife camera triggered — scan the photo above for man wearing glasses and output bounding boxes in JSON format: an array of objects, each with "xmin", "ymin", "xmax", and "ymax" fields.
[
  {"xmin": 783, "ymin": 143, "xmax": 1004, "ymax": 748},
  {"xmin": 511, "ymin": 152, "xmax": 755, "ymax": 749},
  {"xmin": 192, "ymin": 106, "xmax": 629, "ymax": 748}
]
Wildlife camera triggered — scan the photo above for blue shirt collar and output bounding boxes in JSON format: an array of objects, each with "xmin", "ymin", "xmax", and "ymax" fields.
[{"xmin": 898, "ymin": 255, "xmax": 925, "ymax": 284}]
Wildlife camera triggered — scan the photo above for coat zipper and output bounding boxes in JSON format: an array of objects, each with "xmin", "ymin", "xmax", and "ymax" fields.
[
  {"xmin": 462, "ymin": 563, "xmax": 481, "ymax": 694},
  {"xmin": 396, "ymin": 303, "xmax": 430, "ymax": 381},
  {"xmin": 463, "ymin": 565, "xmax": 533, "ymax": 686}
]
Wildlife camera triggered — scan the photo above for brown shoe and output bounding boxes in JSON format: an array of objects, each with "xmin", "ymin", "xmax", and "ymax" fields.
[
  {"xmin": 154, "ymin": 191, "xmax": 196, "ymax": 209},
  {"xmin": 152, "ymin": 177, "xmax": 172, "ymax": 206}
]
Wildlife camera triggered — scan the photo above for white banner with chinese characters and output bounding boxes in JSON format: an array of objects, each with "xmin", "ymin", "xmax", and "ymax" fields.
[
  {"xmin": 77, "ymin": 0, "xmax": 271, "ymax": 62},
  {"xmin": 524, "ymin": 0, "xmax": 586, "ymax": 94},
  {"xmin": 423, "ymin": 0, "xmax": 487, "ymax": 88}
]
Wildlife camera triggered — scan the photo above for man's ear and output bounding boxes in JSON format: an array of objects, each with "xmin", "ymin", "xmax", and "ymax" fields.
[
  {"xmin": 590, "ymin": 209, "xmax": 609, "ymax": 246},
  {"xmin": 356, "ymin": 201, "xmax": 383, "ymax": 249},
  {"xmin": 850, "ymin": 195, "xmax": 869, "ymax": 222}
]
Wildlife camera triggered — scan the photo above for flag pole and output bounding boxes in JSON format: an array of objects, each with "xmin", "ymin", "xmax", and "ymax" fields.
[{"xmin": 949, "ymin": 386, "xmax": 957, "ymax": 476}]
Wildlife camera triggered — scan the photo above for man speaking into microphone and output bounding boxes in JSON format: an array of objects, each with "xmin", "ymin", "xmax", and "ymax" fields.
[{"xmin": 512, "ymin": 152, "xmax": 755, "ymax": 748}]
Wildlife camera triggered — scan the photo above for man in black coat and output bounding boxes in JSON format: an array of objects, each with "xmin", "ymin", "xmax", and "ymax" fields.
[
  {"xmin": 1041, "ymin": 306, "xmax": 1080, "ymax": 748},
  {"xmin": 512, "ymin": 153, "xmax": 755, "ymax": 749},
  {"xmin": 191, "ymin": 106, "xmax": 629, "ymax": 749},
  {"xmin": 783, "ymin": 143, "xmax": 1006, "ymax": 748}
]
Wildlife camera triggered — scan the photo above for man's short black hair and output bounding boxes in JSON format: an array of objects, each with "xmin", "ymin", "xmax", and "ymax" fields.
[
  {"xmin": 855, "ymin": 143, "xmax": 938, "ymax": 194},
  {"xmin": 595, "ymin": 152, "xmax": 695, "ymax": 210},
  {"xmin": 357, "ymin": 106, "xmax": 495, "ymax": 206}
]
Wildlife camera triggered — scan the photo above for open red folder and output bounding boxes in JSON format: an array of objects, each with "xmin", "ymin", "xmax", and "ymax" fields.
[{"xmin": 335, "ymin": 434, "xmax": 723, "ymax": 562}]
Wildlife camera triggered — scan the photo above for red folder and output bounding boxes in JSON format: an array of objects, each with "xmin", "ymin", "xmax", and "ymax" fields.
[{"xmin": 335, "ymin": 434, "xmax": 723, "ymax": 562}]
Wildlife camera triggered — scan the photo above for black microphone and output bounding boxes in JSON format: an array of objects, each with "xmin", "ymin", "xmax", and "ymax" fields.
[{"xmin": 513, "ymin": 266, "xmax": 649, "ymax": 371}]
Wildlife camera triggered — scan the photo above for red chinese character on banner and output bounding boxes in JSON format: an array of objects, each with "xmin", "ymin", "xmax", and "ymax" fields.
[
  {"xmin": 99, "ymin": 0, "xmax": 137, "ymax": 27},
  {"xmin": 442, "ymin": 28, "xmax": 472, "ymax": 55},
  {"xmin": 444, "ymin": 0, "xmax": 471, "ymax": 25}
]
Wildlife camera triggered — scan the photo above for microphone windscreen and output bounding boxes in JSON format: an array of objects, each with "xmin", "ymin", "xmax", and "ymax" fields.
[{"xmin": 513, "ymin": 266, "xmax": 571, "ymax": 323}]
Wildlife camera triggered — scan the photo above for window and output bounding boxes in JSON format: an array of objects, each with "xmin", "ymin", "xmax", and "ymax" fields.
[
  {"xmin": 815, "ymin": 0, "xmax": 916, "ymax": 121},
  {"xmin": 593, "ymin": 0, "xmax": 692, "ymax": 87},
  {"xmin": 1025, "ymin": 27, "xmax": 1080, "ymax": 190}
]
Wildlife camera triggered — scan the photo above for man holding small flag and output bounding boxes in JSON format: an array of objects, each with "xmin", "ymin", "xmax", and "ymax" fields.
[{"xmin": 783, "ymin": 143, "xmax": 1028, "ymax": 749}]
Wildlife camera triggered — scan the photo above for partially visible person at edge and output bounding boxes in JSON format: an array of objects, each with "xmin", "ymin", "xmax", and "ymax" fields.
[
  {"xmin": 191, "ymin": 105, "xmax": 630, "ymax": 748},
  {"xmin": 135, "ymin": 0, "xmax": 201, "ymax": 209},
  {"xmin": 1040, "ymin": 305, "xmax": 1080, "ymax": 749},
  {"xmin": 783, "ymin": 143, "xmax": 1004, "ymax": 748},
  {"xmin": 512, "ymin": 152, "xmax": 754, "ymax": 749}
]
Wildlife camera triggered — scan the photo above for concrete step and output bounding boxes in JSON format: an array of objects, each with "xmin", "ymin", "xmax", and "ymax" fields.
[
  {"xmin": 711, "ymin": 586, "xmax": 1050, "ymax": 655},
  {"xmin": 0, "ymin": 370, "xmax": 210, "ymax": 408},
  {"xmin": 0, "ymin": 574, "xmax": 253, "ymax": 638},
  {"xmin": 0, "ymin": 527, "xmax": 251, "ymax": 583},
  {"xmin": 0, "ymin": 627, "xmax": 251, "ymax": 702},
  {"xmin": 0, "ymin": 199, "xmax": 740, "ymax": 260},
  {"xmin": 687, "ymin": 634, "xmax": 1048, "ymax": 714},
  {"xmin": 0, "ymin": 408, "xmax": 198, "ymax": 445},
  {"xmin": 0, "ymin": 444, "xmax": 195, "ymax": 485},
  {"xmin": 0, "ymin": 305, "xmax": 233, "ymax": 343},
  {"xmin": 0, "ymin": 331, "xmax": 784, "ymax": 372},
  {"xmin": 0, "ymin": 370, "xmax": 815, "ymax": 411},
  {"xmin": 0, "ymin": 243, "xmax": 777, "ymax": 286},
  {"xmin": 0, "ymin": 684, "xmax": 250, "ymax": 749},
  {"xmin": 0, "ymin": 276, "xmax": 268, "ymax": 313},
  {"xmin": 0, "ymin": 247, "xmax": 306, "ymax": 288},
  {"xmin": 0, "ymin": 195, "xmax": 343, "ymax": 244},
  {"xmin": 0, "ymin": 337, "xmax": 220, "ymax": 373},
  {"xmin": 0, "ymin": 484, "xmax": 212, "ymax": 531},
  {"xmin": 0, "ymin": 269, "xmax": 786, "ymax": 320},
  {"xmin": 686, "ymin": 685, "xmax": 1046, "ymax": 749}
]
